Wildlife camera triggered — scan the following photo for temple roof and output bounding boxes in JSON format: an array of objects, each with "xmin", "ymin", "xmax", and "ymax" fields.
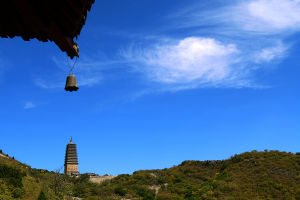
[{"xmin": 0, "ymin": 0, "xmax": 95, "ymax": 58}]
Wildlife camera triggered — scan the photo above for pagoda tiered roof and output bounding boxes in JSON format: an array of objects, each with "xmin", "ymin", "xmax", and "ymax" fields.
[{"xmin": 65, "ymin": 142, "xmax": 78, "ymax": 165}]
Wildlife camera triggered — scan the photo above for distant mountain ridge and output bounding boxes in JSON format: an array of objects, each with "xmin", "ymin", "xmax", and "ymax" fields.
[{"xmin": 0, "ymin": 149, "xmax": 299, "ymax": 200}]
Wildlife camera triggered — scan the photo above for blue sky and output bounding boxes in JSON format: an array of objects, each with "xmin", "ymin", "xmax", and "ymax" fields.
[{"xmin": 0, "ymin": 0, "xmax": 300, "ymax": 175}]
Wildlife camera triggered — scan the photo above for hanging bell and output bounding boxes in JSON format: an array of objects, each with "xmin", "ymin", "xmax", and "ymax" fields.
[{"xmin": 65, "ymin": 74, "xmax": 79, "ymax": 92}]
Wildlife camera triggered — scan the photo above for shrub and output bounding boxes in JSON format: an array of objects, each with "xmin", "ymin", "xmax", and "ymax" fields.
[
  {"xmin": 37, "ymin": 190, "xmax": 48, "ymax": 200},
  {"xmin": 114, "ymin": 186, "xmax": 127, "ymax": 196},
  {"xmin": 0, "ymin": 164, "xmax": 25, "ymax": 187},
  {"xmin": 136, "ymin": 187, "xmax": 155, "ymax": 200},
  {"xmin": 13, "ymin": 187, "xmax": 24, "ymax": 198}
]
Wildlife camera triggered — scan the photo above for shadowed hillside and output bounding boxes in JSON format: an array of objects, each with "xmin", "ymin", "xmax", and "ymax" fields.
[{"xmin": 0, "ymin": 150, "xmax": 299, "ymax": 200}]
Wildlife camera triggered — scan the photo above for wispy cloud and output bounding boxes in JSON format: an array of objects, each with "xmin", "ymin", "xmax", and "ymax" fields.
[
  {"xmin": 169, "ymin": 0, "xmax": 300, "ymax": 35},
  {"xmin": 24, "ymin": 102, "xmax": 36, "ymax": 109},
  {"xmin": 120, "ymin": 0, "xmax": 298, "ymax": 92},
  {"xmin": 236, "ymin": 0, "xmax": 300, "ymax": 34},
  {"xmin": 34, "ymin": 72, "xmax": 102, "ymax": 89},
  {"xmin": 254, "ymin": 42, "xmax": 288, "ymax": 63},
  {"xmin": 122, "ymin": 37, "xmax": 249, "ymax": 89},
  {"xmin": 34, "ymin": 78, "xmax": 62, "ymax": 89},
  {"xmin": 34, "ymin": 53, "xmax": 126, "ymax": 90}
]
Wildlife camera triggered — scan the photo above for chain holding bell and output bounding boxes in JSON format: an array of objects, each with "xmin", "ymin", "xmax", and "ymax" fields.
[{"xmin": 65, "ymin": 74, "xmax": 79, "ymax": 92}]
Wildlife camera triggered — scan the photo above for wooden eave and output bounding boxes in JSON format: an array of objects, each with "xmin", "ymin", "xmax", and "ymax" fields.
[{"xmin": 0, "ymin": 0, "xmax": 95, "ymax": 59}]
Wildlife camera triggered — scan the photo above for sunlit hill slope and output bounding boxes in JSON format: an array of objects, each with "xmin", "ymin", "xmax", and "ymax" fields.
[{"xmin": 0, "ymin": 150, "xmax": 299, "ymax": 200}]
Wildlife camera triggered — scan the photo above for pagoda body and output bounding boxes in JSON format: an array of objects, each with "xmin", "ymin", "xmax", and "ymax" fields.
[{"xmin": 64, "ymin": 138, "xmax": 79, "ymax": 176}]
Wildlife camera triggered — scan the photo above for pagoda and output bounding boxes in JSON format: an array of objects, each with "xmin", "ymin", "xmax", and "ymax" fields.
[{"xmin": 64, "ymin": 137, "xmax": 79, "ymax": 176}]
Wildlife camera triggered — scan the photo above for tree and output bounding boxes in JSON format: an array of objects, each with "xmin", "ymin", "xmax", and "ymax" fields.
[{"xmin": 49, "ymin": 167, "xmax": 73, "ymax": 199}]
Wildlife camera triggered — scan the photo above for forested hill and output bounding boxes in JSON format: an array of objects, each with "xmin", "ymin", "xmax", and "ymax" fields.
[{"xmin": 0, "ymin": 150, "xmax": 299, "ymax": 200}]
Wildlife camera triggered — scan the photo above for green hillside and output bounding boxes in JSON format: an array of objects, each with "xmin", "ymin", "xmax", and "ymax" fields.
[
  {"xmin": 0, "ymin": 151, "xmax": 73, "ymax": 200},
  {"xmin": 0, "ymin": 150, "xmax": 299, "ymax": 200}
]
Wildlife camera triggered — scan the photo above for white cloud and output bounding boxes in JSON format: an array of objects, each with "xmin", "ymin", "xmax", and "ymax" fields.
[
  {"xmin": 254, "ymin": 42, "xmax": 288, "ymax": 63},
  {"xmin": 24, "ymin": 102, "xmax": 36, "ymax": 109},
  {"xmin": 169, "ymin": 0, "xmax": 300, "ymax": 35},
  {"xmin": 239, "ymin": 0, "xmax": 300, "ymax": 33},
  {"xmin": 122, "ymin": 37, "xmax": 258, "ymax": 89}
]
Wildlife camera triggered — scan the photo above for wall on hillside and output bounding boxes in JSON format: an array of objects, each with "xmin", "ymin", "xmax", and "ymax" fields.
[{"xmin": 90, "ymin": 175, "xmax": 116, "ymax": 184}]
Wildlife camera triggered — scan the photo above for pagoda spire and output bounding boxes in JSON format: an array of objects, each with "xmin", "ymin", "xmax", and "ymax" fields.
[{"xmin": 70, "ymin": 136, "xmax": 73, "ymax": 143}]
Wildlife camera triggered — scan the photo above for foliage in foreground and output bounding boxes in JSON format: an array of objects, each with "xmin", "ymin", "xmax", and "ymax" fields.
[{"xmin": 0, "ymin": 150, "xmax": 299, "ymax": 199}]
